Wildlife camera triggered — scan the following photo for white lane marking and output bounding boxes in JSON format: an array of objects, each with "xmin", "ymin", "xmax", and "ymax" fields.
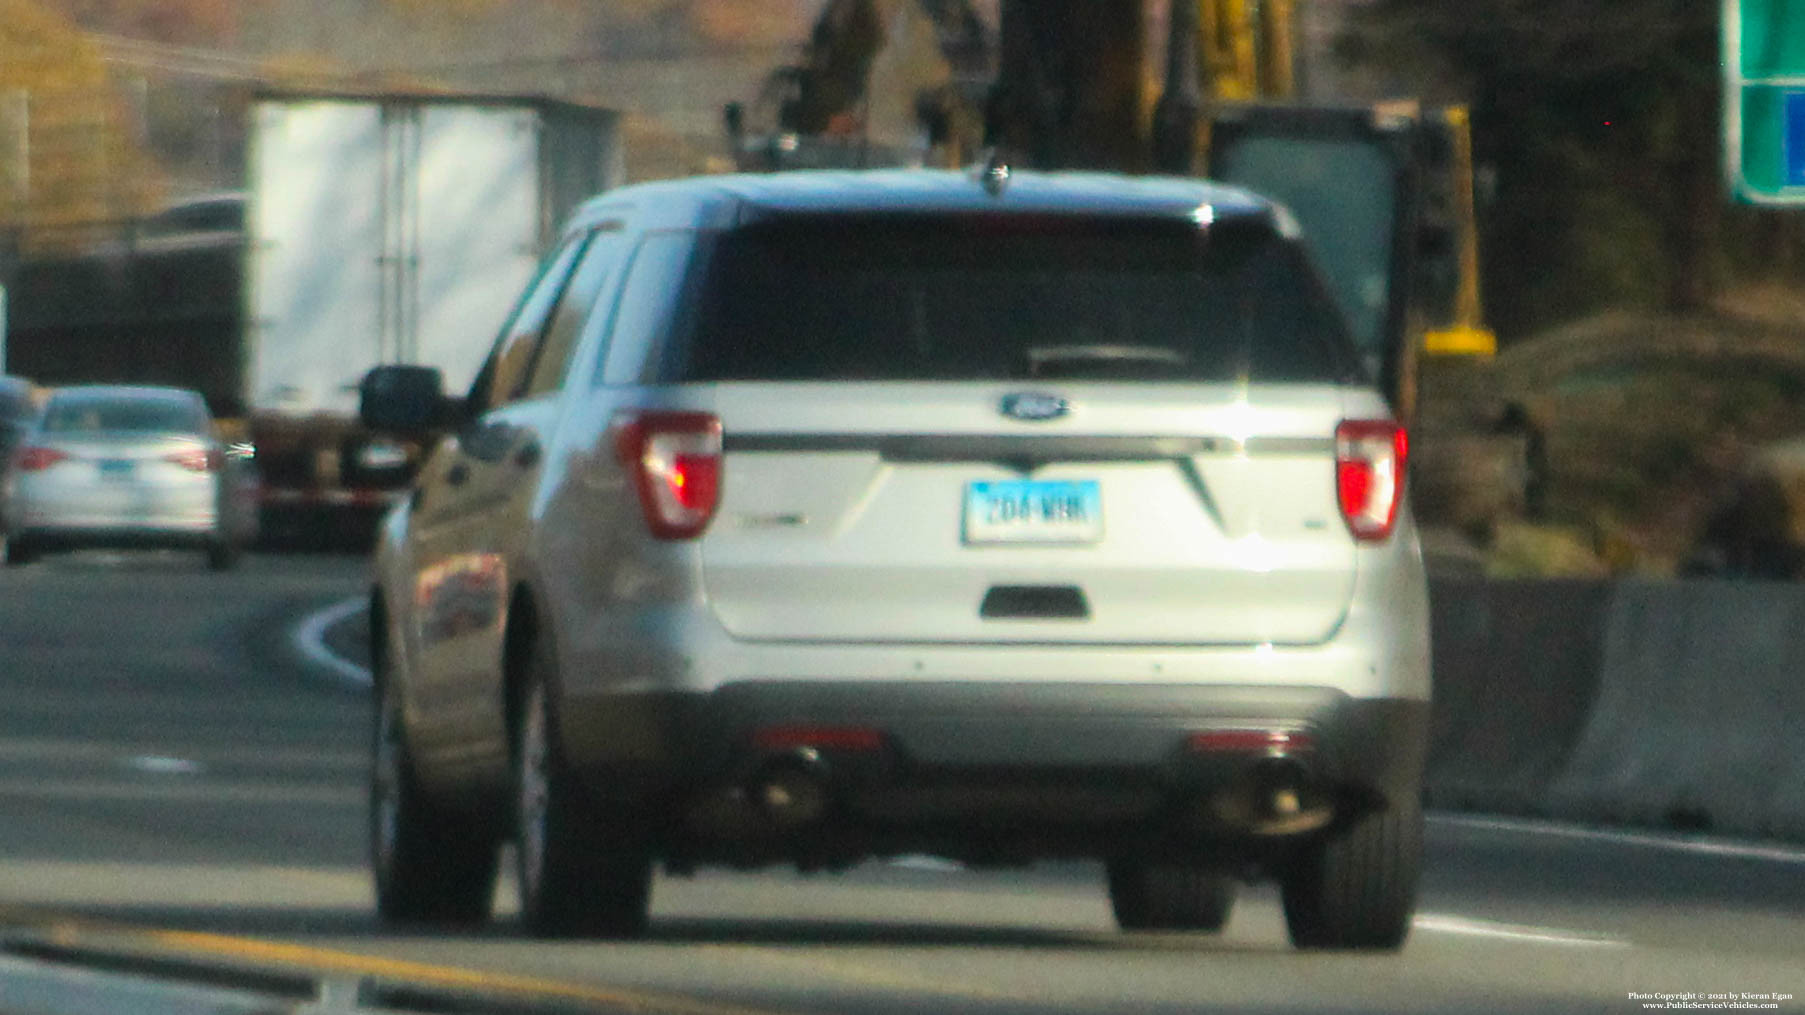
[
  {"xmin": 1413, "ymin": 913, "xmax": 1628, "ymax": 948},
  {"xmin": 0, "ymin": 777, "xmax": 361, "ymax": 805},
  {"xmin": 293, "ymin": 595, "xmax": 372, "ymax": 688},
  {"xmin": 0, "ymin": 737, "xmax": 362, "ymax": 770},
  {"xmin": 0, "ymin": 860, "xmax": 369, "ymax": 908},
  {"xmin": 889, "ymin": 855, "xmax": 965, "ymax": 873},
  {"xmin": 124, "ymin": 755, "xmax": 204, "ymax": 775},
  {"xmin": 1431, "ymin": 813, "xmax": 1805, "ymax": 865}
]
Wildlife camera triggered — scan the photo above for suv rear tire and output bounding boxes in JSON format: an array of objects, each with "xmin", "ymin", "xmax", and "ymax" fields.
[
  {"xmin": 1107, "ymin": 860, "xmax": 1236, "ymax": 931},
  {"xmin": 1281, "ymin": 794, "xmax": 1422, "ymax": 950},
  {"xmin": 514, "ymin": 646, "xmax": 653, "ymax": 939},
  {"xmin": 370, "ymin": 671, "xmax": 500, "ymax": 925}
]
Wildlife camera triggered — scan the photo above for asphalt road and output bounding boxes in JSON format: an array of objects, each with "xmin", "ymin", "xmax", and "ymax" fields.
[{"xmin": 0, "ymin": 550, "xmax": 1802, "ymax": 1014}]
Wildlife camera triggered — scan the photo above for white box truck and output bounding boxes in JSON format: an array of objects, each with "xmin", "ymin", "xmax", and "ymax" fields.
[{"xmin": 243, "ymin": 90, "xmax": 623, "ymax": 543}]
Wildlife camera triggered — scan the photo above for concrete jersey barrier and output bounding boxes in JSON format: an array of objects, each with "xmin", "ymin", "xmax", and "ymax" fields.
[
  {"xmin": 1547, "ymin": 581, "xmax": 1805, "ymax": 840},
  {"xmin": 1425, "ymin": 578, "xmax": 1611, "ymax": 814},
  {"xmin": 1428, "ymin": 577, "xmax": 1805, "ymax": 843}
]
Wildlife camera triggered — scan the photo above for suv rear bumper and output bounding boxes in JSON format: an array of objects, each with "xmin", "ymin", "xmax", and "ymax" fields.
[
  {"xmin": 562, "ymin": 681, "xmax": 1428, "ymax": 854},
  {"xmin": 696, "ymin": 681, "xmax": 1423, "ymax": 789}
]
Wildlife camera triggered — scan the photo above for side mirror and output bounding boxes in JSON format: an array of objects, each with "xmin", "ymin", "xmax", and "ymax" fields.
[{"xmin": 360, "ymin": 365, "xmax": 449, "ymax": 433}]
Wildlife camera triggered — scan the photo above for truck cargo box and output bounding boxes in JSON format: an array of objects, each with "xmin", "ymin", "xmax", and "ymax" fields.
[{"xmin": 245, "ymin": 91, "xmax": 624, "ymax": 418}]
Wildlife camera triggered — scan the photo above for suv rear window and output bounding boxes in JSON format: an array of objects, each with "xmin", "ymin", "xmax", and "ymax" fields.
[{"xmin": 665, "ymin": 215, "xmax": 1358, "ymax": 384}]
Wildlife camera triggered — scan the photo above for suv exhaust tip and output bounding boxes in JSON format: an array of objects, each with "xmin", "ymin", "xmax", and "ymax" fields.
[
  {"xmin": 748, "ymin": 752, "xmax": 833, "ymax": 830},
  {"xmin": 1202, "ymin": 757, "xmax": 1335, "ymax": 837}
]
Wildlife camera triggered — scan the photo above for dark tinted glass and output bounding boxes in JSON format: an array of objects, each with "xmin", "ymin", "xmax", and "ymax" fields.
[
  {"xmin": 670, "ymin": 216, "xmax": 1357, "ymax": 384},
  {"xmin": 43, "ymin": 394, "xmax": 208, "ymax": 434},
  {"xmin": 607, "ymin": 231, "xmax": 700, "ymax": 385},
  {"xmin": 139, "ymin": 197, "xmax": 246, "ymax": 240},
  {"xmin": 1215, "ymin": 137, "xmax": 1398, "ymax": 366},
  {"xmin": 469, "ymin": 233, "xmax": 590, "ymax": 411},
  {"xmin": 525, "ymin": 226, "xmax": 627, "ymax": 397}
]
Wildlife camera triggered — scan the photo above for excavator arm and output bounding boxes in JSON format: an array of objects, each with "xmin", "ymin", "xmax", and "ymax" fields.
[{"xmin": 730, "ymin": 0, "xmax": 1530, "ymax": 535}]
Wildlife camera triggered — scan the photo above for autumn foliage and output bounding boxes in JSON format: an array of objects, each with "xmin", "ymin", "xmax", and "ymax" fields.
[
  {"xmin": 689, "ymin": 0, "xmax": 816, "ymax": 49},
  {"xmin": 0, "ymin": 0, "xmax": 165, "ymax": 242},
  {"xmin": 38, "ymin": 0, "xmax": 251, "ymax": 45},
  {"xmin": 0, "ymin": 0, "xmax": 863, "ymax": 239}
]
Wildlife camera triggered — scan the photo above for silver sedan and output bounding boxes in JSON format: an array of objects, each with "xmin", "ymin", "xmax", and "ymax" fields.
[{"xmin": 1, "ymin": 385, "xmax": 251, "ymax": 569}]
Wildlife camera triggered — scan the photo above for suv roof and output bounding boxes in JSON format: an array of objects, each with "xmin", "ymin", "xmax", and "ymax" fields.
[{"xmin": 567, "ymin": 169, "xmax": 1285, "ymax": 234}]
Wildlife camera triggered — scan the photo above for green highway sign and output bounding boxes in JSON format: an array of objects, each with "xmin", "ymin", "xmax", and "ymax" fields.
[{"xmin": 1726, "ymin": 0, "xmax": 1805, "ymax": 203}]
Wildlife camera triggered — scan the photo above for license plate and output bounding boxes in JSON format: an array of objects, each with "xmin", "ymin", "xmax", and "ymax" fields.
[
  {"xmin": 98, "ymin": 459, "xmax": 135, "ymax": 481},
  {"xmin": 963, "ymin": 479, "xmax": 1103, "ymax": 545}
]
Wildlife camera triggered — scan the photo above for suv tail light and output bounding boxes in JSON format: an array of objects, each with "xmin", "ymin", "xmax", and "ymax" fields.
[
  {"xmin": 612, "ymin": 410, "xmax": 723, "ymax": 540},
  {"xmin": 1335, "ymin": 420, "xmax": 1407, "ymax": 542},
  {"xmin": 14, "ymin": 446, "xmax": 69, "ymax": 472},
  {"xmin": 165, "ymin": 448, "xmax": 224, "ymax": 473}
]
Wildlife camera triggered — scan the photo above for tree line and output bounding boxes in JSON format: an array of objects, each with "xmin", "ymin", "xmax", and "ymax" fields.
[{"xmin": 1343, "ymin": 0, "xmax": 1793, "ymax": 339}]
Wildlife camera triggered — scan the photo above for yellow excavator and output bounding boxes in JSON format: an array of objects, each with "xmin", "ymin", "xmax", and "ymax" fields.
[{"xmin": 728, "ymin": 0, "xmax": 1531, "ymax": 534}]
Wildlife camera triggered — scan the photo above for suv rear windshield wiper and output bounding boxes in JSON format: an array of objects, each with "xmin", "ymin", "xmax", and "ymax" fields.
[
  {"xmin": 672, "ymin": 220, "xmax": 1359, "ymax": 384},
  {"xmin": 1025, "ymin": 345, "xmax": 1191, "ymax": 379}
]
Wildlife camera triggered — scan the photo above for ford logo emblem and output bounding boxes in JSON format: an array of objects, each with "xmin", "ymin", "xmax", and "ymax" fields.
[{"xmin": 1000, "ymin": 392, "xmax": 1071, "ymax": 422}]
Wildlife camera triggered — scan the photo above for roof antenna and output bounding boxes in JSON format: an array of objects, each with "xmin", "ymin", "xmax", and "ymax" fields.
[{"xmin": 977, "ymin": 149, "xmax": 1011, "ymax": 197}]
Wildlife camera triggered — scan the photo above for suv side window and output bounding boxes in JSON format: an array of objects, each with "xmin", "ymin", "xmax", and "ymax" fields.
[
  {"xmin": 524, "ymin": 223, "xmax": 627, "ymax": 397},
  {"xmin": 466, "ymin": 234, "xmax": 590, "ymax": 414},
  {"xmin": 598, "ymin": 230, "xmax": 698, "ymax": 386}
]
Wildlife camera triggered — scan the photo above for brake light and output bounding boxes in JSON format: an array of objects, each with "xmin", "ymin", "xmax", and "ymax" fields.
[
  {"xmin": 1188, "ymin": 729, "xmax": 1316, "ymax": 753},
  {"xmin": 164, "ymin": 448, "xmax": 223, "ymax": 473},
  {"xmin": 14, "ymin": 447, "xmax": 69, "ymax": 472},
  {"xmin": 1335, "ymin": 420, "xmax": 1407, "ymax": 542},
  {"xmin": 753, "ymin": 725, "xmax": 885, "ymax": 752},
  {"xmin": 611, "ymin": 410, "xmax": 722, "ymax": 540}
]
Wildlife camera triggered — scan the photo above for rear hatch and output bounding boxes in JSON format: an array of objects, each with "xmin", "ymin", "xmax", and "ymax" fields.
[{"xmin": 677, "ymin": 212, "xmax": 1371, "ymax": 646}]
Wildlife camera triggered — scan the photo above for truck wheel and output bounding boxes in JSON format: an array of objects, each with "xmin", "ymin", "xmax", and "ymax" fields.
[
  {"xmin": 514, "ymin": 648, "xmax": 653, "ymax": 939},
  {"xmin": 4, "ymin": 538, "xmax": 38, "ymax": 566},
  {"xmin": 1107, "ymin": 859, "xmax": 1235, "ymax": 931},
  {"xmin": 205, "ymin": 540, "xmax": 239, "ymax": 571},
  {"xmin": 370, "ymin": 667, "xmax": 500, "ymax": 925},
  {"xmin": 1281, "ymin": 795, "xmax": 1422, "ymax": 950}
]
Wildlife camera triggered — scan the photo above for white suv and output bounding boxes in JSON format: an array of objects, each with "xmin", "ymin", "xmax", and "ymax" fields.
[{"xmin": 362, "ymin": 168, "xmax": 1431, "ymax": 950}]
